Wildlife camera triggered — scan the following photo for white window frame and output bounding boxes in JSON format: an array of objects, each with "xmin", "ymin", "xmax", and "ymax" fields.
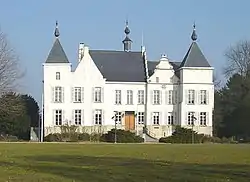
[
  {"xmin": 200, "ymin": 90, "xmax": 207, "ymax": 105},
  {"xmin": 94, "ymin": 109, "xmax": 102, "ymax": 125},
  {"xmin": 188, "ymin": 90, "xmax": 195, "ymax": 105},
  {"xmin": 153, "ymin": 90, "xmax": 160, "ymax": 105},
  {"xmin": 115, "ymin": 90, "xmax": 121, "ymax": 105},
  {"xmin": 127, "ymin": 90, "xmax": 133, "ymax": 105},
  {"xmin": 137, "ymin": 112, "xmax": 144, "ymax": 125},
  {"xmin": 168, "ymin": 90, "xmax": 173, "ymax": 105},
  {"xmin": 168, "ymin": 112, "xmax": 174, "ymax": 125},
  {"xmin": 138, "ymin": 90, "xmax": 144, "ymax": 105},
  {"xmin": 94, "ymin": 87, "xmax": 102, "ymax": 103},
  {"xmin": 200, "ymin": 112, "xmax": 207, "ymax": 126},
  {"xmin": 74, "ymin": 87, "xmax": 82, "ymax": 103},
  {"xmin": 114, "ymin": 111, "xmax": 122, "ymax": 125},
  {"xmin": 152, "ymin": 112, "xmax": 160, "ymax": 125},
  {"xmin": 54, "ymin": 109, "xmax": 62, "ymax": 126},
  {"xmin": 54, "ymin": 86, "xmax": 62, "ymax": 103},
  {"xmin": 74, "ymin": 109, "xmax": 82, "ymax": 125},
  {"xmin": 56, "ymin": 72, "xmax": 60, "ymax": 80},
  {"xmin": 187, "ymin": 112, "xmax": 195, "ymax": 125}
]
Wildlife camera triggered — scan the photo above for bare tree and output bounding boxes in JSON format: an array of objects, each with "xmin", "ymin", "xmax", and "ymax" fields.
[
  {"xmin": 224, "ymin": 40, "xmax": 250, "ymax": 78},
  {"xmin": 0, "ymin": 29, "xmax": 24, "ymax": 116}
]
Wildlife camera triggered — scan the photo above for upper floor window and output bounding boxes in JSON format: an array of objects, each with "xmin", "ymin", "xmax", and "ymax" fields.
[
  {"xmin": 73, "ymin": 87, "xmax": 83, "ymax": 103},
  {"xmin": 94, "ymin": 109, "xmax": 102, "ymax": 125},
  {"xmin": 74, "ymin": 109, "xmax": 83, "ymax": 125},
  {"xmin": 153, "ymin": 90, "xmax": 161, "ymax": 105},
  {"xmin": 200, "ymin": 90, "xmax": 208, "ymax": 105},
  {"xmin": 127, "ymin": 90, "xmax": 133, "ymax": 105},
  {"xmin": 54, "ymin": 109, "xmax": 62, "ymax": 125},
  {"xmin": 156, "ymin": 77, "xmax": 159, "ymax": 83},
  {"xmin": 168, "ymin": 90, "xmax": 177, "ymax": 105},
  {"xmin": 138, "ymin": 90, "xmax": 144, "ymax": 104},
  {"xmin": 152, "ymin": 112, "xmax": 160, "ymax": 125},
  {"xmin": 54, "ymin": 86, "xmax": 63, "ymax": 103},
  {"xmin": 93, "ymin": 87, "xmax": 102, "ymax": 103},
  {"xmin": 115, "ymin": 90, "xmax": 121, "ymax": 105},
  {"xmin": 187, "ymin": 90, "xmax": 195, "ymax": 105},
  {"xmin": 56, "ymin": 72, "xmax": 60, "ymax": 80},
  {"xmin": 137, "ymin": 112, "xmax": 144, "ymax": 125}
]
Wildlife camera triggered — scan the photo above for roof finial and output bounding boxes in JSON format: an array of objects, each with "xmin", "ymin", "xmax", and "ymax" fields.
[
  {"xmin": 191, "ymin": 22, "xmax": 197, "ymax": 41},
  {"xmin": 124, "ymin": 19, "xmax": 130, "ymax": 35},
  {"xmin": 54, "ymin": 20, "xmax": 60, "ymax": 38}
]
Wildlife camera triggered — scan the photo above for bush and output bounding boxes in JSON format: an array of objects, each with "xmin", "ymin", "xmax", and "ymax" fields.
[
  {"xmin": 44, "ymin": 133, "xmax": 62, "ymax": 142},
  {"xmin": 0, "ymin": 134, "xmax": 19, "ymax": 142},
  {"xmin": 100, "ymin": 129, "xmax": 144, "ymax": 143},
  {"xmin": 78, "ymin": 133, "xmax": 90, "ymax": 141}
]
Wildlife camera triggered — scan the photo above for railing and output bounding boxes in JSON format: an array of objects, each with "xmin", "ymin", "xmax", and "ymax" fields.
[{"xmin": 145, "ymin": 127, "xmax": 157, "ymax": 138}]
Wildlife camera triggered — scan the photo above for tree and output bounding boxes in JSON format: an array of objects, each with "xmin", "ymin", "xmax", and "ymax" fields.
[
  {"xmin": 224, "ymin": 40, "xmax": 250, "ymax": 77},
  {"xmin": 0, "ymin": 29, "xmax": 24, "ymax": 117}
]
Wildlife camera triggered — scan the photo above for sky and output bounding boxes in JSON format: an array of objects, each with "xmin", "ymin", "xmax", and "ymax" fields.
[{"xmin": 0, "ymin": 0, "xmax": 250, "ymax": 107}]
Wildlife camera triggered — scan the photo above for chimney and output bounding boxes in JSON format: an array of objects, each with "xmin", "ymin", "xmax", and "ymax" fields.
[{"xmin": 78, "ymin": 43, "xmax": 84, "ymax": 62}]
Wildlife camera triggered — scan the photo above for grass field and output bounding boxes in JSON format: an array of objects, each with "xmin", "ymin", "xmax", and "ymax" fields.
[{"xmin": 0, "ymin": 143, "xmax": 249, "ymax": 182}]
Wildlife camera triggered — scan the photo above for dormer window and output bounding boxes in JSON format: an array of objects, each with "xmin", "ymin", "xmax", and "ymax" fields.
[
  {"xmin": 56, "ymin": 72, "xmax": 60, "ymax": 80},
  {"xmin": 156, "ymin": 77, "xmax": 159, "ymax": 83}
]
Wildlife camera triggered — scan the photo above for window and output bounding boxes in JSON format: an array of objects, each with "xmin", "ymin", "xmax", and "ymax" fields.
[
  {"xmin": 74, "ymin": 87, "xmax": 83, "ymax": 103},
  {"xmin": 168, "ymin": 112, "xmax": 174, "ymax": 125},
  {"xmin": 54, "ymin": 86, "xmax": 63, "ymax": 103},
  {"xmin": 187, "ymin": 90, "xmax": 195, "ymax": 104},
  {"xmin": 94, "ymin": 109, "xmax": 102, "ymax": 125},
  {"xmin": 115, "ymin": 90, "xmax": 121, "ymax": 105},
  {"xmin": 200, "ymin": 112, "xmax": 207, "ymax": 126},
  {"xmin": 168, "ymin": 90, "xmax": 173, "ymax": 104},
  {"xmin": 153, "ymin": 90, "xmax": 161, "ymax": 105},
  {"xmin": 187, "ymin": 112, "xmax": 195, "ymax": 125},
  {"xmin": 152, "ymin": 112, "xmax": 160, "ymax": 125},
  {"xmin": 137, "ymin": 112, "xmax": 144, "ymax": 125},
  {"xmin": 156, "ymin": 77, "xmax": 159, "ymax": 83},
  {"xmin": 94, "ymin": 87, "xmax": 102, "ymax": 103},
  {"xmin": 56, "ymin": 72, "xmax": 60, "ymax": 80},
  {"xmin": 54, "ymin": 109, "xmax": 62, "ymax": 125},
  {"xmin": 138, "ymin": 90, "xmax": 144, "ymax": 104},
  {"xmin": 74, "ymin": 110, "xmax": 82, "ymax": 125},
  {"xmin": 114, "ymin": 111, "xmax": 122, "ymax": 125},
  {"xmin": 127, "ymin": 90, "xmax": 133, "ymax": 105},
  {"xmin": 200, "ymin": 90, "xmax": 207, "ymax": 105}
]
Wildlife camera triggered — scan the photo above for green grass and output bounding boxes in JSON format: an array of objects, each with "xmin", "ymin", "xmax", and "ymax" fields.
[{"xmin": 0, "ymin": 143, "xmax": 250, "ymax": 182}]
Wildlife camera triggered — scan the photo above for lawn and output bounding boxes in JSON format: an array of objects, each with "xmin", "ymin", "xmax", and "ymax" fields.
[{"xmin": 0, "ymin": 143, "xmax": 249, "ymax": 182}]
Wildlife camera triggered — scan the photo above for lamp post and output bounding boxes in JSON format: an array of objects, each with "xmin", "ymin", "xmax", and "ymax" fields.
[
  {"xmin": 191, "ymin": 114, "xmax": 197, "ymax": 144},
  {"xmin": 112, "ymin": 111, "xmax": 117, "ymax": 144}
]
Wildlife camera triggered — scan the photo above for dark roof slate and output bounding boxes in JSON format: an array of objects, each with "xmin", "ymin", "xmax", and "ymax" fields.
[
  {"xmin": 45, "ymin": 39, "xmax": 69, "ymax": 63},
  {"xmin": 89, "ymin": 50, "xmax": 146, "ymax": 82},
  {"xmin": 179, "ymin": 42, "xmax": 211, "ymax": 68}
]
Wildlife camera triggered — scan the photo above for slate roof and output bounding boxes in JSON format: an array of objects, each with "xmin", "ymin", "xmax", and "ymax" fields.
[
  {"xmin": 89, "ymin": 50, "xmax": 146, "ymax": 82},
  {"xmin": 45, "ymin": 39, "xmax": 69, "ymax": 63},
  {"xmin": 179, "ymin": 42, "xmax": 211, "ymax": 68}
]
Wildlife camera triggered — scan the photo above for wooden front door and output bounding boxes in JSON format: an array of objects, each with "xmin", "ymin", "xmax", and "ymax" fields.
[{"xmin": 125, "ymin": 113, "xmax": 135, "ymax": 131}]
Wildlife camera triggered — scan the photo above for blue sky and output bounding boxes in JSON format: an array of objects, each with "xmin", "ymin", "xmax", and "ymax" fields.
[{"xmin": 0, "ymin": 0, "xmax": 250, "ymax": 106}]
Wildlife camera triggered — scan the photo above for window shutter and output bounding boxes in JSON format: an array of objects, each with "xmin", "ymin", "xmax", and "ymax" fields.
[
  {"xmin": 150, "ymin": 90, "xmax": 153, "ymax": 104},
  {"xmin": 164, "ymin": 111, "xmax": 168, "ymax": 125},
  {"xmin": 102, "ymin": 110, "xmax": 105, "ymax": 125},
  {"xmin": 194, "ymin": 90, "xmax": 196, "ymax": 104},
  {"xmin": 206, "ymin": 112, "xmax": 209, "ymax": 126},
  {"xmin": 150, "ymin": 112, "xmax": 153, "ymax": 125},
  {"xmin": 101, "ymin": 87, "xmax": 104, "ymax": 103},
  {"xmin": 52, "ymin": 109, "xmax": 55, "ymax": 125},
  {"xmin": 206, "ymin": 91, "xmax": 209, "ymax": 105},
  {"xmin": 185, "ymin": 90, "xmax": 188, "ymax": 104},
  {"xmin": 72, "ymin": 109, "xmax": 75, "ymax": 124},
  {"xmin": 81, "ymin": 87, "xmax": 84, "ymax": 103},
  {"xmin": 159, "ymin": 91, "xmax": 162, "ymax": 104},
  {"xmin": 71, "ymin": 87, "xmax": 74, "ymax": 103},
  {"xmin": 174, "ymin": 112, "xmax": 177, "ymax": 125},
  {"xmin": 198, "ymin": 90, "xmax": 201, "ymax": 105},
  {"xmin": 51, "ymin": 86, "xmax": 54, "ymax": 103},
  {"xmin": 198, "ymin": 112, "xmax": 201, "ymax": 125},
  {"xmin": 92, "ymin": 110, "xmax": 95, "ymax": 125},
  {"xmin": 82, "ymin": 109, "xmax": 84, "ymax": 125},
  {"xmin": 185, "ymin": 112, "xmax": 187, "ymax": 125},
  {"xmin": 92, "ymin": 87, "xmax": 95, "ymax": 102},
  {"xmin": 165, "ymin": 90, "xmax": 169, "ymax": 104},
  {"xmin": 62, "ymin": 110, "xmax": 65, "ymax": 124},
  {"xmin": 159, "ymin": 112, "xmax": 162, "ymax": 125},
  {"xmin": 61, "ymin": 87, "xmax": 64, "ymax": 103}
]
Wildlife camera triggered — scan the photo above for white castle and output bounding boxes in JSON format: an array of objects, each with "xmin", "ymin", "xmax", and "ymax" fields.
[{"xmin": 42, "ymin": 21, "xmax": 214, "ymax": 141}]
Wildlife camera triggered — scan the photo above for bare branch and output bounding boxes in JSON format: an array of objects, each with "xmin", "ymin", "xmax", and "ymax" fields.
[{"xmin": 224, "ymin": 40, "xmax": 250, "ymax": 78}]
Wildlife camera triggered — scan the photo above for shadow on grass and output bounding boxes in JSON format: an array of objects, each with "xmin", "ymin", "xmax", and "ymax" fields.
[{"xmin": 10, "ymin": 155, "xmax": 250, "ymax": 182}]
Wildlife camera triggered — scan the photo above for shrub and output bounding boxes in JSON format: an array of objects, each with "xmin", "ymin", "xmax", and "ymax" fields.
[
  {"xmin": 100, "ymin": 129, "xmax": 144, "ymax": 143},
  {"xmin": 78, "ymin": 133, "xmax": 90, "ymax": 141},
  {"xmin": 44, "ymin": 133, "xmax": 61, "ymax": 142}
]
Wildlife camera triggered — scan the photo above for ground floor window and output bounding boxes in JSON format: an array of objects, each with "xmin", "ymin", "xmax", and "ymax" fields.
[
  {"xmin": 54, "ymin": 109, "xmax": 62, "ymax": 125},
  {"xmin": 152, "ymin": 112, "xmax": 160, "ymax": 125},
  {"xmin": 137, "ymin": 112, "xmax": 144, "ymax": 125},
  {"xmin": 114, "ymin": 111, "xmax": 122, "ymax": 125},
  {"xmin": 168, "ymin": 112, "xmax": 174, "ymax": 125},
  {"xmin": 200, "ymin": 112, "xmax": 207, "ymax": 126},
  {"xmin": 74, "ymin": 109, "xmax": 82, "ymax": 125},
  {"xmin": 94, "ymin": 109, "xmax": 102, "ymax": 125}
]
